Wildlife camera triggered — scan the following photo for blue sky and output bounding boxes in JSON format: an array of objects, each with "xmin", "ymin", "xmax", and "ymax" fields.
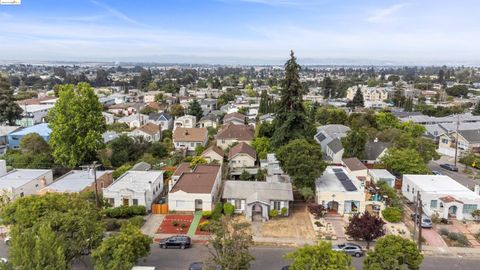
[{"xmin": 0, "ymin": 0, "xmax": 479, "ymax": 64}]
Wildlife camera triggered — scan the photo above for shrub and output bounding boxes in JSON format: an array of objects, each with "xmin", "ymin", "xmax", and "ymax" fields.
[
  {"xmin": 198, "ymin": 221, "xmax": 210, "ymax": 231},
  {"xmin": 104, "ymin": 218, "xmax": 121, "ymax": 231},
  {"xmin": 211, "ymin": 202, "xmax": 223, "ymax": 220},
  {"xmin": 202, "ymin": 210, "xmax": 212, "ymax": 219},
  {"xmin": 314, "ymin": 221, "xmax": 322, "ymax": 227},
  {"xmin": 448, "ymin": 232, "xmax": 470, "ymax": 246},
  {"xmin": 307, "ymin": 203, "xmax": 325, "ymax": 219},
  {"xmin": 180, "ymin": 223, "xmax": 187, "ymax": 229},
  {"xmin": 127, "ymin": 216, "xmax": 145, "ymax": 228},
  {"xmin": 298, "ymin": 186, "xmax": 315, "ymax": 201},
  {"xmin": 269, "ymin": 209, "xmax": 279, "ymax": 218},
  {"xmin": 103, "ymin": 205, "xmax": 146, "ymax": 219},
  {"xmin": 223, "ymin": 202, "xmax": 235, "ymax": 216},
  {"xmin": 381, "ymin": 207, "xmax": 403, "ymax": 223},
  {"xmin": 281, "ymin": 207, "xmax": 288, "ymax": 216},
  {"xmin": 439, "ymin": 228, "xmax": 449, "ymax": 236},
  {"xmin": 172, "ymin": 220, "xmax": 179, "ymax": 227}
]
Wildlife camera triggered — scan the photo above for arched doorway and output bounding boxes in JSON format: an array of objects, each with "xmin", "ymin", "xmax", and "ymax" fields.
[
  {"xmin": 252, "ymin": 203, "xmax": 263, "ymax": 222},
  {"xmin": 195, "ymin": 199, "xmax": 203, "ymax": 211},
  {"xmin": 327, "ymin": 201, "xmax": 339, "ymax": 213},
  {"xmin": 448, "ymin": 205, "xmax": 458, "ymax": 218}
]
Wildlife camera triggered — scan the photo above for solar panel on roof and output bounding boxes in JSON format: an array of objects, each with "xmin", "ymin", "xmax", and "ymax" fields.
[
  {"xmin": 332, "ymin": 168, "xmax": 343, "ymax": 173},
  {"xmin": 341, "ymin": 180, "xmax": 358, "ymax": 191},
  {"xmin": 315, "ymin": 133, "xmax": 327, "ymax": 142},
  {"xmin": 335, "ymin": 172, "xmax": 349, "ymax": 181}
]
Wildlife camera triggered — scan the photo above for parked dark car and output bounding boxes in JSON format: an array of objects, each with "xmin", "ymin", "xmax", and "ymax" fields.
[
  {"xmin": 332, "ymin": 243, "xmax": 364, "ymax": 257},
  {"xmin": 159, "ymin": 235, "xmax": 191, "ymax": 249},
  {"xmin": 188, "ymin": 262, "xmax": 221, "ymax": 270},
  {"xmin": 281, "ymin": 266, "xmax": 290, "ymax": 270},
  {"xmin": 411, "ymin": 213, "xmax": 433, "ymax": 228},
  {"xmin": 440, "ymin": 164, "xmax": 458, "ymax": 172}
]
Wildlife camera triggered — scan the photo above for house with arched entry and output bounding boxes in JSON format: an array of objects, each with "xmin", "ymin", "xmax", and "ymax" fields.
[
  {"xmin": 315, "ymin": 166, "xmax": 366, "ymax": 215},
  {"xmin": 402, "ymin": 175, "xmax": 480, "ymax": 220}
]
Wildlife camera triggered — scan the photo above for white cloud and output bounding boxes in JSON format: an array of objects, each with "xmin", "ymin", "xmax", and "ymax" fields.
[
  {"xmin": 90, "ymin": 0, "xmax": 145, "ymax": 26},
  {"xmin": 366, "ymin": 3, "xmax": 407, "ymax": 22},
  {"xmin": 0, "ymin": 12, "xmax": 12, "ymax": 20}
]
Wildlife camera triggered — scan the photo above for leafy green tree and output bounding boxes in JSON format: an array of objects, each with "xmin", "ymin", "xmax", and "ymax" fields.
[
  {"xmin": 92, "ymin": 224, "xmax": 152, "ymax": 270},
  {"xmin": 189, "ymin": 156, "xmax": 207, "ymax": 168},
  {"xmin": 3, "ymin": 133, "xmax": 54, "ymax": 169},
  {"xmin": 48, "ymin": 83, "xmax": 106, "ymax": 168},
  {"xmin": 285, "ymin": 241, "xmax": 353, "ymax": 270},
  {"xmin": 322, "ymin": 76, "xmax": 335, "ymax": 98},
  {"xmin": 169, "ymin": 104, "xmax": 185, "ymax": 117},
  {"xmin": 363, "ymin": 235, "xmax": 423, "ymax": 270},
  {"xmin": 251, "ymin": 137, "xmax": 271, "ymax": 159},
  {"xmin": 316, "ymin": 106, "xmax": 347, "ymax": 125},
  {"xmin": 271, "ymin": 51, "xmax": 314, "ymax": 147},
  {"xmin": 298, "ymin": 186, "xmax": 315, "ymax": 201},
  {"xmin": 154, "ymin": 93, "xmax": 164, "ymax": 102},
  {"xmin": 473, "ymin": 101, "xmax": 480, "ymax": 116},
  {"xmin": 375, "ymin": 112, "xmax": 400, "ymax": 130},
  {"xmin": 276, "ymin": 139, "xmax": 326, "ymax": 188},
  {"xmin": 345, "ymin": 212, "xmax": 385, "ymax": 249},
  {"xmin": 206, "ymin": 216, "xmax": 254, "ymax": 270},
  {"xmin": 341, "ymin": 130, "xmax": 368, "ymax": 159},
  {"xmin": 0, "ymin": 74, "xmax": 23, "ymax": 125},
  {"xmin": 380, "ymin": 148, "xmax": 429, "ymax": 175},
  {"xmin": 2, "ymin": 193, "xmax": 104, "ymax": 267},
  {"xmin": 240, "ymin": 170, "xmax": 252, "ymax": 181},
  {"xmin": 446, "ymin": 85, "xmax": 468, "ymax": 98},
  {"xmin": 244, "ymin": 84, "xmax": 256, "ymax": 97},
  {"xmin": 139, "ymin": 106, "xmax": 157, "ymax": 115},
  {"xmin": 194, "ymin": 144, "xmax": 206, "ymax": 156},
  {"xmin": 188, "ymin": 99, "xmax": 203, "ymax": 121}
]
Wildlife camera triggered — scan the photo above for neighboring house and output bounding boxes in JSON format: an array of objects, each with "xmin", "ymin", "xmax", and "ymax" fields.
[
  {"xmin": 168, "ymin": 164, "xmax": 222, "ymax": 212},
  {"xmin": 143, "ymin": 91, "xmax": 163, "ymax": 103},
  {"xmin": 424, "ymin": 122, "xmax": 480, "ymax": 142},
  {"xmin": 129, "ymin": 123, "xmax": 162, "ymax": 142},
  {"xmin": 260, "ymin": 153, "xmax": 291, "ymax": 183},
  {"xmin": 102, "ymin": 170, "xmax": 164, "ymax": 211},
  {"xmin": 369, "ymin": 169, "xmax": 396, "ymax": 188},
  {"xmin": 222, "ymin": 179, "xmax": 293, "ymax": 222},
  {"xmin": 315, "ymin": 166, "xmax": 366, "ymax": 215},
  {"xmin": 438, "ymin": 130, "xmax": 480, "ymax": 157},
  {"xmin": 198, "ymin": 113, "xmax": 219, "ymax": 129},
  {"xmin": 258, "ymin": 113, "xmax": 275, "ymax": 124},
  {"xmin": 8, "ymin": 123, "xmax": 51, "ymax": 149},
  {"xmin": 102, "ymin": 112, "xmax": 117, "ymax": 125},
  {"xmin": 346, "ymin": 85, "xmax": 389, "ymax": 101},
  {"xmin": 215, "ymin": 123, "xmax": 254, "ymax": 149},
  {"xmin": 314, "ymin": 124, "xmax": 350, "ymax": 163},
  {"xmin": 200, "ymin": 99, "xmax": 217, "ymax": 115},
  {"xmin": 399, "ymin": 112, "xmax": 480, "ymax": 125},
  {"xmin": 223, "ymin": 112, "xmax": 246, "ymax": 125},
  {"xmin": 402, "ymin": 175, "xmax": 480, "ymax": 220},
  {"xmin": 174, "ymin": 115, "xmax": 197, "ymax": 131},
  {"xmin": 342, "ymin": 157, "xmax": 368, "ymax": 182},
  {"xmin": 172, "ymin": 128, "xmax": 208, "ymax": 152},
  {"xmin": 131, "ymin": 161, "xmax": 152, "ymax": 171},
  {"xmin": 0, "ymin": 126, "xmax": 20, "ymax": 154},
  {"xmin": 362, "ymin": 140, "xmax": 390, "ymax": 164},
  {"xmin": 148, "ymin": 112, "xmax": 173, "ymax": 131},
  {"xmin": 107, "ymin": 103, "xmax": 144, "ymax": 116},
  {"xmin": 102, "ymin": 131, "xmax": 120, "ymax": 143},
  {"xmin": 0, "ymin": 161, "xmax": 53, "ymax": 199},
  {"xmin": 15, "ymin": 104, "xmax": 54, "ymax": 127},
  {"xmin": 228, "ymin": 142, "xmax": 256, "ymax": 169},
  {"xmin": 201, "ymin": 145, "xmax": 225, "ymax": 164},
  {"xmin": 118, "ymin": 113, "xmax": 148, "ymax": 129},
  {"xmin": 38, "ymin": 169, "xmax": 113, "ymax": 194}
]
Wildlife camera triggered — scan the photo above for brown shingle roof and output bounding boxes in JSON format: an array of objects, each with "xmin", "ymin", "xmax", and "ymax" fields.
[
  {"xmin": 228, "ymin": 142, "xmax": 256, "ymax": 159},
  {"xmin": 137, "ymin": 123, "xmax": 161, "ymax": 136},
  {"xmin": 173, "ymin": 128, "xmax": 207, "ymax": 142},
  {"xmin": 173, "ymin": 163, "xmax": 191, "ymax": 176},
  {"xmin": 216, "ymin": 124, "xmax": 254, "ymax": 141},
  {"xmin": 202, "ymin": 145, "xmax": 225, "ymax": 157},
  {"xmin": 170, "ymin": 164, "xmax": 221, "ymax": 194},
  {"xmin": 224, "ymin": 112, "xmax": 245, "ymax": 123},
  {"xmin": 342, "ymin": 157, "xmax": 367, "ymax": 171}
]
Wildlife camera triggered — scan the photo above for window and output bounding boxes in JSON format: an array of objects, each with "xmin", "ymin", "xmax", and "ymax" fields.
[
  {"xmin": 273, "ymin": 201, "xmax": 281, "ymax": 210},
  {"xmin": 412, "ymin": 187, "xmax": 415, "ymax": 194},
  {"xmin": 190, "ymin": 143, "xmax": 194, "ymax": 147},
  {"xmin": 407, "ymin": 185, "xmax": 410, "ymax": 192},
  {"xmin": 430, "ymin": 200, "xmax": 438, "ymax": 209},
  {"xmin": 441, "ymin": 138, "xmax": 449, "ymax": 144},
  {"xmin": 109, "ymin": 198, "xmax": 115, "ymax": 205},
  {"xmin": 132, "ymin": 199, "xmax": 138, "ymax": 206},
  {"xmin": 463, "ymin": 204, "xmax": 477, "ymax": 214},
  {"xmin": 176, "ymin": 200, "xmax": 186, "ymax": 208},
  {"xmin": 20, "ymin": 192, "xmax": 24, "ymax": 197},
  {"xmin": 235, "ymin": 200, "xmax": 242, "ymax": 210}
]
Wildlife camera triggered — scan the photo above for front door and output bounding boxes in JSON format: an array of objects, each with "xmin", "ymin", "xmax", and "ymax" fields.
[
  {"xmin": 123, "ymin": 198, "xmax": 129, "ymax": 206},
  {"xmin": 195, "ymin": 199, "xmax": 203, "ymax": 211},
  {"xmin": 448, "ymin": 205, "xmax": 458, "ymax": 217}
]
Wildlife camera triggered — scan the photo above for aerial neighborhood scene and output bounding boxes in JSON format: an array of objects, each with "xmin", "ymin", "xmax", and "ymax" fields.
[{"xmin": 1, "ymin": 0, "xmax": 480, "ymax": 269}]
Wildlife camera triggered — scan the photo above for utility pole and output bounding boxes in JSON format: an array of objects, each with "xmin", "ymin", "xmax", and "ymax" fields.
[
  {"xmin": 417, "ymin": 191, "xmax": 423, "ymax": 251},
  {"xmin": 454, "ymin": 114, "xmax": 460, "ymax": 167},
  {"xmin": 412, "ymin": 191, "xmax": 418, "ymax": 241},
  {"xmin": 90, "ymin": 161, "xmax": 101, "ymax": 208}
]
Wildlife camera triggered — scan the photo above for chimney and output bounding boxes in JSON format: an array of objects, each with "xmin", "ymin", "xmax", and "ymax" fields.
[
  {"xmin": 89, "ymin": 168, "xmax": 95, "ymax": 178},
  {"xmin": 0, "ymin": 160, "xmax": 6, "ymax": 177},
  {"xmin": 185, "ymin": 129, "xmax": 189, "ymax": 136},
  {"xmin": 475, "ymin": 185, "xmax": 480, "ymax": 196}
]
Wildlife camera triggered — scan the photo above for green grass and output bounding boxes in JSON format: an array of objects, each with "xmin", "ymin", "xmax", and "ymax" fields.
[{"xmin": 187, "ymin": 211, "xmax": 202, "ymax": 237}]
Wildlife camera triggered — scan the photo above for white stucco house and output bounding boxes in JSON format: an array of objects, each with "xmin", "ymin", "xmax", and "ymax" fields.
[
  {"xmin": 369, "ymin": 169, "xmax": 396, "ymax": 188},
  {"xmin": 168, "ymin": 164, "xmax": 222, "ymax": 212},
  {"xmin": 102, "ymin": 170, "xmax": 164, "ymax": 211},
  {"xmin": 402, "ymin": 175, "xmax": 480, "ymax": 220},
  {"xmin": 174, "ymin": 115, "xmax": 197, "ymax": 131},
  {"xmin": 0, "ymin": 160, "xmax": 53, "ymax": 199}
]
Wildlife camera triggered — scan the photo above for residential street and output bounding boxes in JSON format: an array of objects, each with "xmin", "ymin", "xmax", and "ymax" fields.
[{"xmin": 428, "ymin": 159, "xmax": 479, "ymax": 189}]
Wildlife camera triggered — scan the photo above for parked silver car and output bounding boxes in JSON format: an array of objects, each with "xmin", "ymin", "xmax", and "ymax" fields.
[
  {"xmin": 332, "ymin": 243, "xmax": 364, "ymax": 257},
  {"xmin": 411, "ymin": 213, "xmax": 433, "ymax": 229}
]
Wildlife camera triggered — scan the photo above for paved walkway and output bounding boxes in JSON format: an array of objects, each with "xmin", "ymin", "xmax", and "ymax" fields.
[
  {"xmin": 452, "ymin": 220, "xmax": 480, "ymax": 247},
  {"xmin": 141, "ymin": 214, "xmax": 165, "ymax": 237},
  {"xmin": 422, "ymin": 228, "xmax": 448, "ymax": 247},
  {"xmin": 325, "ymin": 215, "xmax": 346, "ymax": 240},
  {"xmin": 187, "ymin": 211, "xmax": 202, "ymax": 237}
]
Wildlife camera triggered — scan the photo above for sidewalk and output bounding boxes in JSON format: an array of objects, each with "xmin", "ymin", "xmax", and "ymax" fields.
[
  {"xmin": 423, "ymin": 245, "xmax": 480, "ymax": 258},
  {"xmin": 141, "ymin": 214, "xmax": 165, "ymax": 237}
]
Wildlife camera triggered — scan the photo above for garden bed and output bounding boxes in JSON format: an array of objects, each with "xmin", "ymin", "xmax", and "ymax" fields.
[{"xmin": 157, "ymin": 215, "xmax": 193, "ymax": 234}]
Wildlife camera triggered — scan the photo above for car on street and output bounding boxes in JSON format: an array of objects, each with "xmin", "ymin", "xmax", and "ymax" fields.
[
  {"xmin": 440, "ymin": 164, "xmax": 458, "ymax": 172},
  {"xmin": 159, "ymin": 235, "xmax": 191, "ymax": 249},
  {"xmin": 189, "ymin": 262, "xmax": 221, "ymax": 270},
  {"xmin": 431, "ymin": 170, "xmax": 443, "ymax": 175},
  {"xmin": 411, "ymin": 213, "xmax": 433, "ymax": 228},
  {"xmin": 332, "ymin": 243, "xmax": 364, "ymax": 257}
]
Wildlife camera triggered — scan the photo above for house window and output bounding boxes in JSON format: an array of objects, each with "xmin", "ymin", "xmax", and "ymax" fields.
[
  {"xmin": 190, "ymin": 143, "xmax": 194, "ymax": 147},
  {"xmin": 430, "ymin": 200, "xmax": 438, "ymax": 209},
  {"xmin": 463, "ymin": 204, "xmax": 477, "ymax": 214},
  {"xmin": 407, "ymin": 185, "xmax": 410, "ymax": 192},
  {"xmin": 412, "ymin": 187, "xmax": 415, "ymax": 194},
  {"xmin": 109, "ymin": 198, "xmax": 115, "ymax": 205},
  {"xmin": 176, "ymin": 200, "xmax": 186, "ymax": 208},
  {"xmin": 273, "ymin": 201, "xmax": 281, "ymax": 210},
  {"xmin": 235, "ymin": 200, "xmax": 242, "ymax": 210},
  {"xmin": 132, "ymin": 199, "xmax": 138, "ymax": 206},
  {"xmin": 441, "ymin": 138, "xmax": 449, "ymax": 144}
]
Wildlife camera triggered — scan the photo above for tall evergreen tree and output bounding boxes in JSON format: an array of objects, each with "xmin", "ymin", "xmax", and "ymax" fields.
[
  {"xmin": 271, "ymin": 51, "xmax": 314, "ymax": 147},
  {"xmin": 473, "ymin": 101, "xmax": 480, "ymax": 116},
  {"xmin": 188, "ymin": 99, "xmax": 203, "ymax": 121},
  {"xmin": 349, "ymin": 87, "xmax": 364, "ymax": 108},
  {"xmin": 0, "ymin": 74, "xmax": 23, "ymax": 125}
]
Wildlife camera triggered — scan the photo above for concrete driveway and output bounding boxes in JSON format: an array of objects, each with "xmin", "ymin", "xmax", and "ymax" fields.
[{"xmin": 141, "ymin": 214, "xmax": 165, "ymax": 237}]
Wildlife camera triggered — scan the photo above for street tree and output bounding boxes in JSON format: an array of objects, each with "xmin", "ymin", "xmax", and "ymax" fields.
[
  {"xmin": 169, "ymin": 104, "xmax": 185, "ymax": 117},
  {"xmin": 92, "ymin": 224, "xmax": 152, "ymax": 270},
  {"xmin": 380, "ymin": 148, "xmax": 429, "ymax": 175},
  {"xmin": 4, "ymin": 133, "xmax": 54, "ymax": 169},
  {"xmin": 276, "ymin": 139, "xmax": 326, "ymax": 188},
  {"xmin": 363, "ymin": 235, "xmax": 423, "ymax": 270},
  {"xmin": 48, "ymin": 83, "xmax": 106, "ymax": 168},
  {"xmin": 251, "ymin": 136, "xmax": 271, "ymax": 160},
  {"xmin": 345, "ymin": 212, "xmax": 385, "ymax": 249},
  {"xmin": 285, "ymin": 241, "xmax": 354, "ymax": 270},
  {"xmin": 206, "ymin": 216, "xmax": 254, "ymax": 270},
  {"xmin": 271, "ymin": 51, "xmax": 314, "ymax": 147},
  {"xmin": 341, "ymin": 130, "xmax": 368, "ymax": 159},
  {"xmin": 0, "ymin": 74, "xmax": 23, "ymax": 125},
  {"xmin": 188, "ymin": 99, "xmax": 203, "ymax": 121}
]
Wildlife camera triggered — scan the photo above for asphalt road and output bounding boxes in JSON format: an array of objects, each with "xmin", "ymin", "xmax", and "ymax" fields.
[{"xmin": 428, "ymin": 161, "xmax": 479, "ymax": 189}]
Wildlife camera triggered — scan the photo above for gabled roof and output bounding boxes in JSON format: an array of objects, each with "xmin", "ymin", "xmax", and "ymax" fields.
[
  {"xmin": 228, "ymin": 142, "xmax": 256, "ymax": 160},
  {"xmin": 216, "ymin": 123, "xmax": 254, "ymax": 141},
  {"xmin": 170, "ymin": 164, "xmax": 221, "ymax": 194},
  {"xmin": 223, "ymin": 112, "xmax": 245, "ymax": 124},
  {"xmin": 136, "ymin": 123, "xmax": 160, "ymax": 136},
  {"xmin": 222, "ymin": 180, "xmax": 293, "ymax": 203},
  {"xmin": 202, "ymin": 145, "xmax": 225, "ymax": 157},
  {"xmin": 327, "ymin": 138, "xmax": 343, "ymax": 153},
  {"xmin": 457, "ymin": 129, "xmax": 480, "ymax": 144},
  {"xmin": 342, "ymin": 157, "xmax": 367, "ymax": 171},
  {"xmin": 9, "ymin": 123, "xmax": 51, "ymax": 137},
  {"xmin": 173, "ymin": 128, "xmax": 207, "ymax": 142},
  {"xmin": 364, "ymin": 141, "xmax": 391, "ymax": 161},
  {"xmin": 149, "ymin": 112, "xmax": 171, "ymax": 121}
]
